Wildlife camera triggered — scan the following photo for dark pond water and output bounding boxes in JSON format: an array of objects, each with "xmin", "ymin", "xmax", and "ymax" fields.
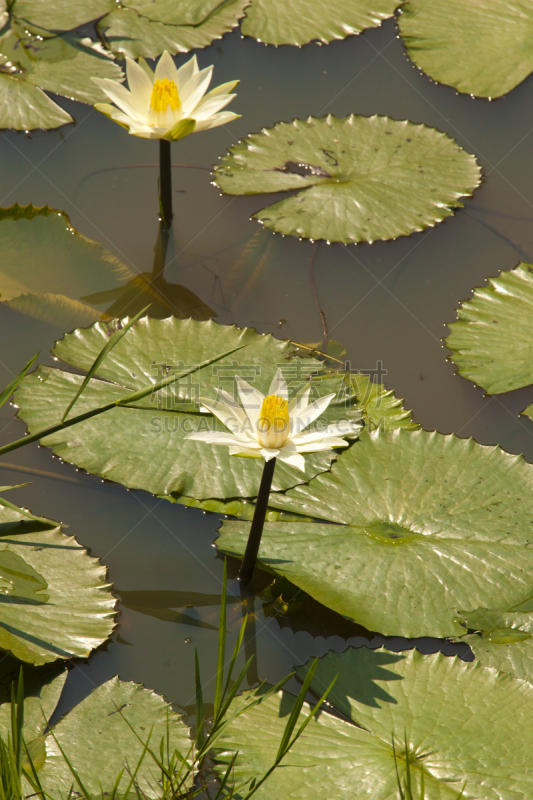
[{"xmin": 1, "ymin": 17, "xmax": 532, "ymax": 719}]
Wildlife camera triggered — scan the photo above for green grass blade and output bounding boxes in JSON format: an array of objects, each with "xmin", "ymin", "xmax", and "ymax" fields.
[
  {"xmin": 393, "ymin": 736, "xmax": 406, "ymax": 800},
  {"xmin": 14, "ymin": 669, "xmax": 24, "ymax": 773},
  {"xmin": 0, "ymin": 343, "xmax": 247, "ymax": 458},
  {"xmin": 0, "ymin": 494, "xmax": 57, "ymax": 526},
  {"xmin": 221, "ymin": 613, "xmax": 248, "ymax": 711},
  {"xmin": 61, "ymin": 307, "xmax": 149, "ymax": 422},
  {"xmin": 275, "ymin": 659, "xmax": 318, "ymax": 760},
  {"xmin": 22, "ymin": 739, "xmax": 46, "ymax": 800},
  {"xmin": 212, "ymin": 752, "xmax": 238, "ymax": 800},
  {"xmin": 195, "ymin": 648, "xmax": 205, "ymax": 752},
  {"xmin": 0, "ymin": 353, "xmax": 38, "ymax": 411},
  {"xmin": 115, "ymin": 344, "xmax": 247, "ymax": 407},
  {"xmin": 214, "ymin": 560, "xmax": 228, "ymax": 721},
  {"xmin": 405, "ymin": 731, "xmax": 413, "ymax": 799},
  {"xmin": 284, "ymin": 673, "xmax": 336, "ymax": 759},
  {"xmin": 241, "ymin": 668, "xmax": 336, "ymax": 800},
  {"xmin": 47, "ymin": 732, "xmax": 93, "ymax": 799}
]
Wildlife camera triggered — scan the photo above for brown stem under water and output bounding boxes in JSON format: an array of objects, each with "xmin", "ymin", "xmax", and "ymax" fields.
[{"xmin": 309, "ymin": 242, "xmax": 328, "ymax": 351}]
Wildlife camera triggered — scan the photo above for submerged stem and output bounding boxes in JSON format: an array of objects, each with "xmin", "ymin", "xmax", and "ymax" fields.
[
  {"xmin": 239, "ymin": 458, "xmax": 276, "ymax": 585},
  {"xmin": 159, "ymin": 139, "xmax": 173, "ymax": 231},
  {"xmin": 153, "ymin": 139, "xmax": 173, "ymax": 280}
]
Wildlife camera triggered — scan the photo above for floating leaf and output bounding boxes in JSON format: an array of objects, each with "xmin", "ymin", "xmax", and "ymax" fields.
[
  {"xmin": 399, "ymin": 0, "xmax": 533, "ymax": 99},
  {"xmin": 319, "ymin": 371, "xmax": 418, "ymax": 432},
  {"xmin": 12, "ymin": 0, "xmax": 116, "ymax": 33},
  {"xmin": 0, "ymin": 655, "xmax": 66, "ymax": 743},
  {"xmin": 0, "ymin": 74, "xmax": 71, "ymax": 130},
  {"xmin": 98, "ymin": 0, "xmax": 250, "ymax": 59},
  {"xmin": 217, "ymin": 648, "xmax": 533, "ymax": 799},
  {"xmin": 242, "ymin": 0, "xmax": 400, "ymax": 46},
  {"xmin": 0, "ymin": 203, "xmax": 57, "ymax": 223},
  {"xmin": 446, "ymin": 262, "xmax": 533, "ymax": 396},
  {"xmin": 457, "ymin": 607, "xmax": 533, "ymax": 685},
  {"xmin": 214, "ymin": 115, "xmax": 481, "ymax": 244},
  {"xmin": 0, "ymin": 28, "xmax": 123, "ymax": 130},
  {"xmin": 5, "ymin": 293, "xmax": 103, "ymax": 329},
  {"xmin": 40, "ymin": 676, "xmax": 191, "ymax": 797},
  {"xmin": 0, "ymin": 505, "xmax": 116, "ymax": 665},
  {"xmin": 218, "ymin": 428, "xmax": 533, "ymax": 637},
  {"xmin": 15, "ymin": 317, "xmax": 337, "ymax": 500},
  {"xmin": 0, "ymin": 204, "xmax": 134, "ymax": 326},
  {"xmin": 0, "ymin": 667, "xmax": 191, "ymax": 797}
]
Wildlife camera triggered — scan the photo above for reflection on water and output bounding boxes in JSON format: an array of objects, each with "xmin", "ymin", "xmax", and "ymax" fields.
[{"xmin": 0, "ymin": 17, "xmax": 531, "ymax": 717}]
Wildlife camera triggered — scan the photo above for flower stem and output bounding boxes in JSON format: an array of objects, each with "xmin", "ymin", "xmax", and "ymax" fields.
[
  {"xmin": 159, "ymin": 139, "xmax": 173, "ymax": 231},
  {"xmin": 239, "ymin": 458, "xmax": 276, "ymax": 585}
]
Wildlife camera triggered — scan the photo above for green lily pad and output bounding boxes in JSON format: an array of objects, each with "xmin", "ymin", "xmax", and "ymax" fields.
[
  {"xmin": 12, "ymin": 0, "xmax": 116, "ymax": 33},
  {"xmin": 213, "ymin": 115, "xmax": 481, "ymax": 244},
  {"xmin": 319, "ymin": 371, "xmax": 418, "ymax": 432},
  {"xmin": 399, "ymin": 0, "xmax": 533, "ymax": 99},
  {"xmin": 14, "ymin": 317, "xmax": 339, "ymax": 500},
  {"xmin": 445, "ymin": 262, "xmax": 533, "ymax": 396},
  {"xmin": 241, "ymin": 0, "xmax": 400, "ymax": 46},
  {"xmin": 0, "ymin": 666, "xmax": 191, "ymax": 798},
  {"xmin": 218, "ymin": 428, "xmax": 533, "ymax": 637},
  {"xmin": 98, "ymin": 0, "xmax": 250, "ymax": 59},
  {"xmin": 0, "ymin": 28, "xmax": 123, "ymax": 130},
  {"xmin": 0, "ymin": 204, "xmax": 134, "ymax": 325},
  {"xmin": 40, "ymin": 676, "xmax": 191, "ymax": 797},
  {"xmin": 457, "ymin": 607, "xmax": 533, "ymax": 685},
  {"xmin": 217, "ymin": 648, "xmax": 533, "ymax": 799},
  {"xmin": 0, "ymin": 505, "xmax": 116, "ymax": 665},
  {"xmin": 0, "ymin": 655, "xmax": 66, "ymax": 744}
]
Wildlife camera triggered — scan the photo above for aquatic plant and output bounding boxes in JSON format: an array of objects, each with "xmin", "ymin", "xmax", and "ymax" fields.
[{"xmin": 186, "ymin": 367, "xmax": 360, "ymax": 582}]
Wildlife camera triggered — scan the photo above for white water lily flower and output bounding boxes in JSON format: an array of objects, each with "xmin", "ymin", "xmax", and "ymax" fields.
[
  {"xmin": 185, "ymin": 369, "xmax": 362, "ymax": 472},
  {"xmin": 92, "ymin": 51, "xmax": 239, "ymax": 140}
]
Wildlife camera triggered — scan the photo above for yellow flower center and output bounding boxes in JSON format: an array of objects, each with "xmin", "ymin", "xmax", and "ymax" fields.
[
  {"xmin": 149, "ymin": 78, "xmax": 181, "ymax": 126},
  {"xmin": 257, "ymin": 394, "xmax": 290, "ymax": 449}
]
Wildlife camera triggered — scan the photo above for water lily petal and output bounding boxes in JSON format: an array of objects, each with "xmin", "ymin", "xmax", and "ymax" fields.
[
  {"xmin": 94, "ymin": 105, "xmax": 132, "ymax": 131},
  {"xmin": 176, "ymin": 54, "xmax": 199, "ymax": 91},
  {"xmin": 200, "ymin": 393, "xmax": 248, "ymax": 435},
  {"xmin": 137, "ymin": 58, "xmax": 154, "ymax": 81},
  {"xmin": 195, "ymin": 111, "xmax": 240, "ymax": 131},
  {"xmin": 291, "ymin": 392, "xmax": 336, "ymax": 431},
  {"xmin": 236, "ymin": 376, "xmax": 264, "ymax": 433},
  {"xmin": 126, "ymin": 58, "xmax": 153, "ymax": 110},
  {"xmin": 154, "ymin": 50, "xmax": 180, "ymax": 86},
  {"xmin": 288, "ymin": 384, "xmax": 311, "ymax": 414},
  {"xmin": 190, "ymin": 118, "xmax": 219, "ymax": 133},
  {"xmin": 185, "ymin": 431, "xmax": 241, "ymax": 446},
  {"xmin": 294, "ymin": 438, "xmax": 348, "ymax": 453},
  {"xmin": 259, "ymin": 448, "xmax": 280, "ymax": 462},
  {"xmin": 181, "ymin": 66, "xmax": 214, "ymax": 115},
  {"xmin": 199, "ymin": 80, "xmax": 239, "ymax": 101},
  {"xmin": 92, "ymin": 78, "xmax": 146, "ymax": 123},
  {"xmin": 193, "ymin": 93, "xmax": 236, "ymax": 121},
  {"xmin": 215, "ymin": 388, "xmax": 249, "ymax": 428},
  {"xmin": 276, "ymin": 451, "xmax": 306, "ymax": 471},
  {"xmin": 125, "ymin": 122, "xmax": 163, "ymax": 139},
  {"xmin": 165, "ymin": 117, "xmax": 196, "ymax": 142},
  {"xmin": 228, "ymin": 446, "xmax": 262, "ymax": 458},
  {"xmin": 292, "ymin": 422, "xmax": 360, "ymax": 443},
  {"xmin": 268, "ymin": 368, "xmax": 288, "ymax": 400}
]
